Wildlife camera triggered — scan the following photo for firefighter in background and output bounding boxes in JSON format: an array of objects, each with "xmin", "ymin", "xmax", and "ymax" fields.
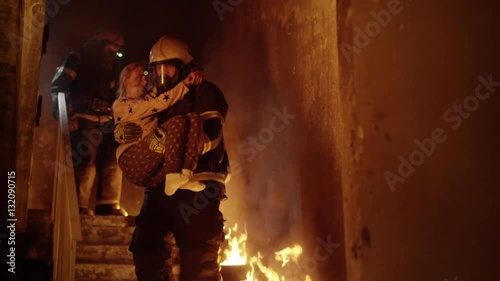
[
  {"xmin": 114, "ymin": 36, "xmax": 229, "ymax": 281},
  {"xmin": 51, "ymin": 29, "xmax": 127, "ymax": 216}
]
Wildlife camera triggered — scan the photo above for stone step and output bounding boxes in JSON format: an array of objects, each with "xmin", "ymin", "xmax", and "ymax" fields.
[
  {"xmin": 75, "ymin": 263, "xmax": 136, "ymax": 281},
  {"xmin": 80, "ymin": 215, "xmax": 136, "ymax": 227},
  {"xmin": 80, "ymin": 225, "xmax": 135, "ymax": 245},
  {"xmin": 76, "ymin": 245, "xmax": 133, "ymax": 264}
]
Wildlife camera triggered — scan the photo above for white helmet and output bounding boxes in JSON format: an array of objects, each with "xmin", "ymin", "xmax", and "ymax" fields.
[
  {"xmin": 149, "ymin": 36, "xmax": 193, "ymax": 65},
  {"xmin": 148, "ymin": 36, "xmax": 194, "ymax": 93}
]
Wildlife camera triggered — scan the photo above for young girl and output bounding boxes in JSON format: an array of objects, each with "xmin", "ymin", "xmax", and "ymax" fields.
[{"xmin": 113, "ymin": 61, "xmax": 205, "ymax": 194}]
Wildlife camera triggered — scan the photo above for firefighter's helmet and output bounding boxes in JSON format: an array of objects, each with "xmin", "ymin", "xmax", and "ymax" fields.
[
  {"xmin": 149, "ymin": 35, "xmax": 193, "ymax": 65},
  {"xmin": 148, "ymin": 36, "xmax": 194, "ymax": 93}
]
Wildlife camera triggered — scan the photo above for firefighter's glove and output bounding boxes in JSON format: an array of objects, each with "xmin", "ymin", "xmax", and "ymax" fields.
[
  {"xmin": 144, "ymin": 127, "xmax": 166, "ymax": 154},
  {"xmin": 114, "ymin": 122, "xmax": 143, "ymax": 144}
]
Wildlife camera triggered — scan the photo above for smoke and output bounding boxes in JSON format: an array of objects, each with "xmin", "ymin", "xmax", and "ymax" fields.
[{"xmin": 202, "ymin": 22, "xmax": 303, "ymax": 253}]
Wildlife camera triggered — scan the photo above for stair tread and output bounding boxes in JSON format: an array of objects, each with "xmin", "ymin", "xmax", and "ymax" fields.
[
  {"xmin": 75, "ymin": 263, "xmax": 136, "ymax": 281},
  {"xmin": 80, "ymin": 215, "xmax": 136, "ymax": 227},
  {"xmin": 77, "ymin": 244, "xmax": 130, "ymax": 249},
  {"xmin": 79, "ymin": 225, "xmax": 135, "ymax": 246},
  {"xmin": 75, "ymin": 263, "xmax": 135, "ymax": 266},
  {"xmin": 76, "ymin": 245, "xmax": 133, "ymax": 264}
]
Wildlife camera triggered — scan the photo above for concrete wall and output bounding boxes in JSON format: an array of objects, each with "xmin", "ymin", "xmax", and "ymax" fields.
[
  {"xmin": 341, "ymin": 0, "xmax": 500, "ymax": 281},
  {"xmin": 1, "ymin": 0, "xmax": 46, "ymax": 235},
  {"xmin": 0, "ymin": 1, "xmax": 19, "ymax": 201}
]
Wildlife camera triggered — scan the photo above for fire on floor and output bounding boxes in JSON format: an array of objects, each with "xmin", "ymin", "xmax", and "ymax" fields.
[{"xmin": 221, "ymin": 224, "xmax": 312, "ymax": 281}]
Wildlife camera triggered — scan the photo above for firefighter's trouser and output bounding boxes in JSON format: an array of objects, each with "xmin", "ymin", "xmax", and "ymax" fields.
[
  {"xmin": 130, "ymin": 181, "xmax": 225, "ymax": 281},
  {"xmin": 70, "ymin": 118, "xmax": 122, "ymax": 208}
]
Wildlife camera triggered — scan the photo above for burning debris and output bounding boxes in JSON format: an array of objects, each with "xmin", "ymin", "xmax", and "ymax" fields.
[{"xmin": 221, "ymin": 224, "xmax": 313, "ymax": 281}]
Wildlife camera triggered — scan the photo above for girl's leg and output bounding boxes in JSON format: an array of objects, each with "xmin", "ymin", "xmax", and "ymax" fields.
[
  {"xmin": 118, "ymin": 140, "xmax": 164, "ymax": 187},
  {"xmin": 119, "ymin": 115, "xmax": 188, "ymax": 188},
  {"xmin": 183, "ymin": 112, "xmax": 203, "ymax": 171},
  {"xmin": 176, "ymin": 113, "xmax": 205, "ymax": 193},
  {"xmin": 157, "ymin": 116, "xmax": 192, "ymax": 195},
  {"xmin": 162, "ymin": 115, "xmax": 188, "ymax": 172}
]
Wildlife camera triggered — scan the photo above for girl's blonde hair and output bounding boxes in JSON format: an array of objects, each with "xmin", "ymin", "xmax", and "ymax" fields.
[{"xmin": 116, "ymin": 61, "xmax": 147, "ymax": 99}]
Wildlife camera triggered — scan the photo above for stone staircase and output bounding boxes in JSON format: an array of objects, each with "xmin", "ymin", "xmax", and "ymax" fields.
[
  {"xmin": 24, "ymin": 210, "xmax": 182, "ymax": 281},
  {"xmin": 75, "ymin": 215, "xmax": 137, "ymax": 281},
  {"xmin": 25, "ymin": 210, "xmax": 215, "ymax": 281}
]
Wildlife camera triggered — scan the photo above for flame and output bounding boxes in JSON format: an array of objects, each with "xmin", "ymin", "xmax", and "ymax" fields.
[
  {"xmin": 221, "ymin": 224, "xmax": 312, "ymax": 281},
  {"xmin": 221, "ymin": 224, "xmax": 248, "ymax": 266},
  {"xmin": 247, "ymin": 253, "xmax": 282, "ymax": 281},
  {"xmin": 275, "ymin": 245, "xmax": 303, "ymax": 267}
]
